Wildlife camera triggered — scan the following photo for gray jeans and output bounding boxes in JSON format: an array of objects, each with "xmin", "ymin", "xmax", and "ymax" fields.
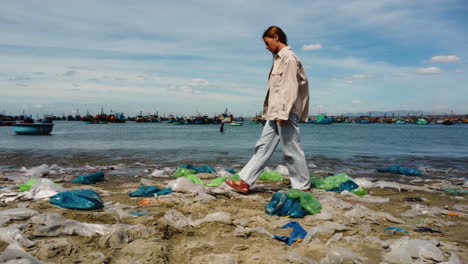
[{"xmin": 239, "ymin": 113, "xmax": 311, "ymax": 190}]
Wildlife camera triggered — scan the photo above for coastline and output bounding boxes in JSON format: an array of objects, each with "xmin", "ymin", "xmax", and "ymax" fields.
[{"xmin": 0, "ymin": 162, "xmax": 467, "ymax": 263}]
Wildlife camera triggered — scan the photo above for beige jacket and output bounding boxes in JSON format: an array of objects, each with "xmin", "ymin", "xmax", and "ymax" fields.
[{"xmin": 262, "ymin": 46, "xmax": 309, "ymax": 122}]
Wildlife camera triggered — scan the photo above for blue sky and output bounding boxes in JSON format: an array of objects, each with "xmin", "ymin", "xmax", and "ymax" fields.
[{"xmin": 1, "ymin": 0, "xmax": 467, "ymax": 117}]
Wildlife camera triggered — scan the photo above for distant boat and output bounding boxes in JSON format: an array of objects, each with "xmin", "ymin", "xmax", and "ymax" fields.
[
  {"xmin": 442, "ymin": 120, "xmax": 453, "ymax": 126},
  {"xmin": 395, "ymin": 119, "xmax": 406, "ymax": 124},
  {"xmin": 0, "ymin": 121, "xmax": 15, "ymax": 126},
  {"xmin": 230, "ymin": 121, "xmax": 243, "ymax": 126},
  {"xmin": 13, "ymin": 123, "xmax": 54, "ymax": 135},
  {"xmin": 416, "ymin": 118, "xmax": 430, "ymax": 125},
  {"xmin": 310, "ymin": 115, "xmax": 333, "ymax": 124}
]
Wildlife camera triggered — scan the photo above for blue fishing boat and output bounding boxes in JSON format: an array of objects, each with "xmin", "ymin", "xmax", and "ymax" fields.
[{"xmin": 13, "ymin": 123, "xmax": 54, "ymax": 135}]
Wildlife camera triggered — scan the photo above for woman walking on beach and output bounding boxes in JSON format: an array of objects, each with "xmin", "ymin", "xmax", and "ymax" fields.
[{"xmin": 225, "ymin": 26, "xmax": 311, "ymax": 194}]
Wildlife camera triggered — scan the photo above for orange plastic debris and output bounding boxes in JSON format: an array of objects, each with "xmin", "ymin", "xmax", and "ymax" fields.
[
  {"xmin": 448, "ymin": 212, "xmax": 461, "ymax": 216},
  {"xmin": 139, "ymin": 198, "xmax": 153, "ymax": 206}
]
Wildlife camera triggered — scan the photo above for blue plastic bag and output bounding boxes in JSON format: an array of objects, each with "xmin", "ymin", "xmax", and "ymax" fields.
[
  {"xmin": 129, "ymin": 185, "xmax": 173, "ymax": 197},
  {"xmin": 377, "ymin": 165, "xmax": 422, "ymax": 176},
  {"xmin": 225, "ymin": 168, "xmax": 237, "ymax": 174},
  {"xmin": 50, "ymin": 190, "xmax": 104, "ymax": 210},
  {"xmin": 327, "ymin": 180, "xmax": 359, "ymax": 192},
  {"xmin": 178, "ymin": 164, "xmax": 215, "ymax": 173},
  {"xmin": 72, "ymin": 171, "xmax": 104, "ymax": 184},
  {"xmin": 274, "ymin": 221, "xmax": 307, "ymax": 246},
  {"xmin": 265, "ymin": 192, "xmax": 308, "ymax": 218}
]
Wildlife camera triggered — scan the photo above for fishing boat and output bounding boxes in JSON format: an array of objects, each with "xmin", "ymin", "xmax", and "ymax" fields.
[
  {"xmin": 310, "ymin": 115, "xmax": 333, "ymax": 124},
  {"xmin": 230, "ymin": 121, "xmax": 243, "ymax": 126},
  {"xmin": 415, "ymin": 118, "xmax": 430, "ymax": 125},
  {"xmin": 13, "ymin": 123, "xmax": 54, "ymax": 135}
]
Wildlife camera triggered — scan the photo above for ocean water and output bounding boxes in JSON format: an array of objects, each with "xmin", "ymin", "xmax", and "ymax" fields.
[{"xmin": 1, "ymin": 121, "xmax": 467, "ymax": 179}]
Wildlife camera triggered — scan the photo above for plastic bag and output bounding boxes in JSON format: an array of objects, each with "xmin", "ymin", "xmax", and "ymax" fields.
[
  {"xmin": 377, "ymin": 164, "xmax": 422, "ymax": 176},
  {"xmin": 350, "ymin": 187, "xmax": 368, "ymax": 196},
  {"xmin": 259, "ymin": 171, "xmax": 284, "ymax": 181},
  {"xmin": 314, "ymin": 173, "xmax": 353, "ymax": 190},
  {"xmin": 207, "ymin": 176, "xmax": 228, "ymax": 187},
  {"xmin": 129, "ymin": 185, "xmax": 172, "ymax": 197},
  {"xmin": 185, "ymin": 174, "xmax": 206, "ymax": 185},
  {"xmin": 167, "ymin": 177, "xmax": 206, "ymax": 194},
  {"xmin": 178, "ymin": 164, "xmax": 215, "ymax": 173},
  {"xmin": 19, "ymin": 179, "xmax": 37, "ymax": 192},
  {"xmin": 72, "ymin": 171, "xmax": 104, "ymax": 184},
  {"xmin": 326, "ymin": 180, "xmax": 359, "ymax": 192},
  {"xmin": 274, "ymin": 221, "xmax": 307, "ymax": 246},
  {"xmin": 0, "ymin": 208, "xmax": 39, "ymax": 222},
  {"xmin": 172, "ymin": 168, "xmax": 196, "ymax": 178},
  {"xmin": 50, "ymin": 190, "xmax": 104, "ymax": 210},
  {"xmin": 0, "ymin": 226, "xmax": 35, "ymax": 248},
  {"xmin": 287, "ymin": 189, "xmax": 322, "ymax": 215},
  {"xmin": 265, "ymin": 192, "xmax": 308, "ymax": 218},
  {"xmin": 321, "ymin": 246, "xmax": 367, "ymax": 264}
]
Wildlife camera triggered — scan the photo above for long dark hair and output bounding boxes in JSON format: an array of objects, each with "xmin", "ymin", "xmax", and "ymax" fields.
[{"xmin": 262, "ymin": 26, "xmax": 288, "ymax": 45}]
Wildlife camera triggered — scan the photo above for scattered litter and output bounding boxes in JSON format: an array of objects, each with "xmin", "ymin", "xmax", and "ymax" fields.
[
  {"xmin": 129, "ymin": 209, "xmax": 152, "ymax": 216},
  {"xmin": 273, "ymin": 221, "xmax": 307, "ymax": 246},
  {"xmin": 259, "ymin": 170, "xmax": 284, "ymax": 181},
  {"xmin": 129, "ymin": 185, "xmax": 172, "ymax": 197},
  {"xmin": 50, "ymin": 189, "xmax": 104, "ymax": 210},
  {"xmin": 414, "ymin": 227, "xmax": 442, "ymax": 233},
  {"xmin": 72, "ymin": 171, "xmax": 104, "ymax": 184},
  {"xmin": 384, "ymin": 226, "xmax": 409, "ymax": 235},
  {"xmin": 377, "ymin": 164, "xmax": 422, "ymax": 176},
  {"xmin": 265, "ymin": 192, "xmax": 308, "ymax": 218},
  {"xmin": 178, "ymin": 164, "xmax": 215, "ymax": 173}
]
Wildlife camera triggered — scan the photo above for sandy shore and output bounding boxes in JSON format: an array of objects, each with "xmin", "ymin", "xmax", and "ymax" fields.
[{"xmin": 0, "ymin": 166, "xmax": 467, "ymax": 263}]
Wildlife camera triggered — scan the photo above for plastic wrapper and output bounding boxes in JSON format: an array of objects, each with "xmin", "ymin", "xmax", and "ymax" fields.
[
  {"xmin": 50, "ymin": 189, "xmax": 104, "ymax": 210},
  {"xmin": 259, "ymin": 171, "xmax": 284, "ymax": 181},
  {"xmin": 72, "ymin": 171, "xmax": 104, "ymax": 184}
]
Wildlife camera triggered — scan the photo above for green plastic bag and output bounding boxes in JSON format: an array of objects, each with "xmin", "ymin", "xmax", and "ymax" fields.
[
  {"xmin": 287, "ymin": 189, "xmax": 322, "ymax": 215},
  {"xmin": 19, "ymin": 179, "xmax": 37, "ymax": 192},
  {"xmin": 172, "ymin": 168, "xmax": 196, "ymax": 178},
  {"xmin": 207, "ymin": 176, "xmax": 228, "ymax": 187},
  {"xmin": 310, "ymin": 175, "xmax": 325, "ymax": 188},
  {"xmin": 259, "ymin": 171, "xmax": 284, "ymax": 181},
  {"xmin": 185, "ymin": 174, "xmax": 206, "ymax": 186},
  {"xmin": 315, "ymin": 173, "xmax": 353, "ymax": 190},
  {"xmin": 351, "ymin": 187, "xmax": 368, "ymax": 196},
  {"xmin": 231, "ymin": 173, "xmax": 241, "ymax": 181}
]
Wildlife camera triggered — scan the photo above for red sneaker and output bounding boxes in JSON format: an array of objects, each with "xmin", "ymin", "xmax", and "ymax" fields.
[{"xmin": 225, "ymin": 177, "xmax": 250, "ymax": 194}]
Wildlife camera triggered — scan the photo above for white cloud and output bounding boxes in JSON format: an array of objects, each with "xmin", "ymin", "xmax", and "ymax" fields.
[
  {"xmin": 352, "ymin": 100, "xmax": 361, "ymax": 103},
  {"xmin": 351, "ymin": 74, "xmax": 373, "ymax": 80},
  {"xmin": 301, "ymin": 44, "xmax": 322, "ymax": 51},
  {"xmin": 416, "ymin": 67, "xmax": 441, "ymax": 75},
  {"xmin": 427, "ymin": 55, "xmax": 460, "ymax": 63},
  {"xmin": 188, "ymin": 78, "xmax": 209, "ymax": 87},
  {"xmin": 454, "ymin": 69, "xmax": 463, "ymax": 73}
]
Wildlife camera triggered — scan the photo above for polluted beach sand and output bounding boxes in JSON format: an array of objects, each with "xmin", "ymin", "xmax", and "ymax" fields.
[{"xmin": 0, "ymin": 163, "xmax": 467, "ymax": 263}]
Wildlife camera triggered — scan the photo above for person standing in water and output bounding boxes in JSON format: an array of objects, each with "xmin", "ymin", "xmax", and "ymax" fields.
[{"xmin": 225, "ymin": 26, "xmax": 311, "ymax": 194}]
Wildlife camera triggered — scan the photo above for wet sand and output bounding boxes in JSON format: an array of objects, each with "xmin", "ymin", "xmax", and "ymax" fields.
[{"xmin": 0, "ymin": 167, "xmax": 467, "ymax": 263}]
